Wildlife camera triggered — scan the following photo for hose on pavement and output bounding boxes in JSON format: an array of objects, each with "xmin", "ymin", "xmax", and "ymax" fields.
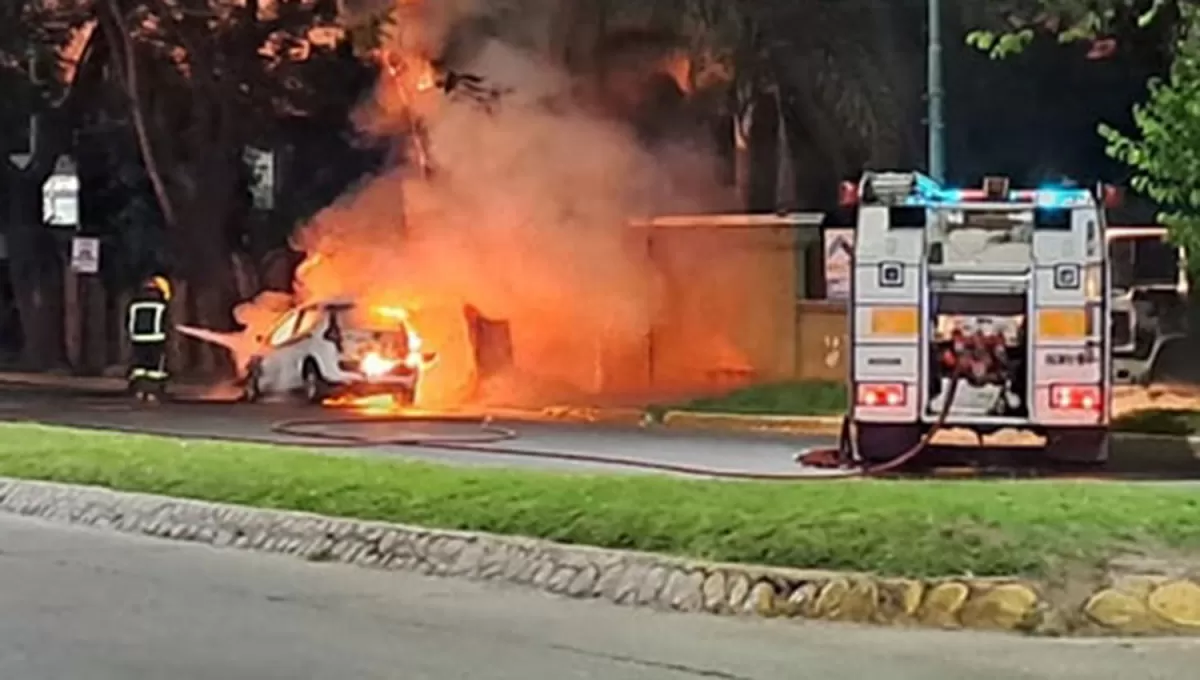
[
  {"xmin": 153, "ymin": 384, "xmax": 958, "ymax": 480},
  {"xmin": 794, "ymin": 377, "xmax": 960, "ymax": 477}
]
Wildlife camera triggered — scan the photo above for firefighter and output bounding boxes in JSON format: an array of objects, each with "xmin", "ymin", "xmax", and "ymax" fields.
[{"xmin": 127, "ymin": 275, "xmax": 172, "ymax": 401}]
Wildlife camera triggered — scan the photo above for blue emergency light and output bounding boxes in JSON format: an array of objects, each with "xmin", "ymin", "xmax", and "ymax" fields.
[{"xmin": 841, "ymin": 173, "xmax": 1122, "ymax": 209}]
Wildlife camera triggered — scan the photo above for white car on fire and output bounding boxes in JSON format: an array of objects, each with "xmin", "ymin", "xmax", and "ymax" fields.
[{"xmin": 241, "ymin": 299, "xmax": 430, "ymax": 405}]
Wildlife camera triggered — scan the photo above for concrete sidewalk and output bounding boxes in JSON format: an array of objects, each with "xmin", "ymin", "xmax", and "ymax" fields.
[{"xmin": 0, "ymin": 371, "xmax": 223, "ymax": 400}]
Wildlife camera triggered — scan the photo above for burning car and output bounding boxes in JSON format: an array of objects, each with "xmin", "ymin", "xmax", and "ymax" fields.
[{"xmin": 240, "ymin": 299, "xmax": 431, "ymax": 404}]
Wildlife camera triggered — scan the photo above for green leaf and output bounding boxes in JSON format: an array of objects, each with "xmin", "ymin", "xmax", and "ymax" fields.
[{"xmin": 966, "ymin": 30, "xmax": 996, "ymax": 51}]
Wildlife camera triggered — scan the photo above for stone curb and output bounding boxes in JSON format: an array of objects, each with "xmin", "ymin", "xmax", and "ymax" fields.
[
  {"xmin": 659, "ymin": 410, "xmax": 843, "ymax": 436},
  {"xmin": 660, "ymin": 412, "xmax": 1200, "ymax": 456},
  {"xmin": 2, "ymin": 477, "xmax": 1199, "ymax": 636},
  {"xmin": 536, "ymin": 405, "xmax": 652, "ymax": 427},
  {"xmin": 0, "ymin": 372, "xmax": 214, "ymax": 399},
  {"xmin": 0, "ymin": 371, "xmax": 127, "ymax": 392}
]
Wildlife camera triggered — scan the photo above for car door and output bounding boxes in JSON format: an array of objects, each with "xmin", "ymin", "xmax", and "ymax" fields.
[{"xmin": 259, "ymin": 309, "xmax": 303, "ymax": 392}]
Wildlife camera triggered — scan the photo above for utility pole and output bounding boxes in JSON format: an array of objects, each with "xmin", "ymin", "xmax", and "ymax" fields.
[{"xmin": 927, "ymin": 0, "xmax": 945, "ymax": 183}]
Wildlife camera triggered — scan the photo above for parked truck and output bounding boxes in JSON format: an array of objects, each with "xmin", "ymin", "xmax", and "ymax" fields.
[{"xmin": 840, "ymin": 172, "xmax": 1119, "ymax": 464}]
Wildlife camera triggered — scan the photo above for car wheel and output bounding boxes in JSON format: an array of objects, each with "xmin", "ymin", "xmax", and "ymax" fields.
[
  {"xmin": 301, "ymin": 360, "xmax": 329, "ymax": 405},
  {"xmin": 242, "ymin": 362, "xmax": 263, "ymax": 403},
  {"xmin": 1044, "ymin": 427, "xmax": 1109, "ymax": 466},
  {"xmin": 852, "ymin": 423, "xmax": 924, "ymax": 465},
  {"xmin": 394, "ymin": 386, "xmax": 416, "ymax": 407}
]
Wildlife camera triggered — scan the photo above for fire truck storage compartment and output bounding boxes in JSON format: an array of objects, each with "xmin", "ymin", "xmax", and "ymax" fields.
[{"xmin": 925, "ymin": 291, "xmax": 1029, "ymax": 423}]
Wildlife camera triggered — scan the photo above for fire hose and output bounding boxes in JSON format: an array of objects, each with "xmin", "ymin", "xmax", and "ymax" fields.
[
  {"xmin": 117, "ymin": 330, "xmax": 1007, "ymax": 480},
  {"xmin": 160, "ymin": 382, "xmax": 964, "ymax": 481},
  {"xmin": 795, "ymin": 328, "xmax": 1008, "ymax": 476},
  {"xmin": 792, "ymin": 376, "xmax": 959, "ymax": 477},
  {"xmin": 265, "ymin": 414, "xmax": 852, "ymax": 481},
  {"xmin": 263, "ymin": 379, "xmax": 953, "ymax": 479}
]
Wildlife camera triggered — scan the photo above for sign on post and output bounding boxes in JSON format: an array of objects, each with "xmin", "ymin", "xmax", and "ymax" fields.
[
  {"xmin": 70, "ymin": 236, "xmax": 100, "ymax": 274},
  {"xmin": 823, "ymin": 228, "xmax": 854, "ymax": 300},
  {"xmin": 41, "ymin": 155, "xmax": 80, "ymax": 227}
]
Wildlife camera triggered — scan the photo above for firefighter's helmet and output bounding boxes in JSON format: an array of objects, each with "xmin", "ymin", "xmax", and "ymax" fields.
[{"xmin": 145, "ymin": 276, "xmax": 172, "ymax": 301}]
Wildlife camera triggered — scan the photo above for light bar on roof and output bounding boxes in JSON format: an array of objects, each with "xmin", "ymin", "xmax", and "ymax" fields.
[
  {"xmin": 931, "ymin": 187, "xmax": 1093, "ymax": 206},
  {"xmin": 866, "ymin": 172, "xmax": 919, "ymax": 204}
]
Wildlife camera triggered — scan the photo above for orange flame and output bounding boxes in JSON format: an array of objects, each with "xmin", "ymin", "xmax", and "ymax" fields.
[
  {"xmin": 322, "ymin": 394, "xmax": 399, "ymax": 414},
  {"xmin": 415, "ymin": 62, "xmax": 436, "ymax": 92}
]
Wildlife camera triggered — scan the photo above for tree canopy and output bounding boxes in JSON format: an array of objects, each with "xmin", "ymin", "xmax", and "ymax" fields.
[{"xmin": 970, "ymin": 1, "xmax": 1200, "ymax": 262}]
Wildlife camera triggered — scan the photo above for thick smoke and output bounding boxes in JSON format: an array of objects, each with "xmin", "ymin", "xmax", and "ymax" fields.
[{"xmin": 284, "ymin": 0, "xmax": 724, "ymax": 407}]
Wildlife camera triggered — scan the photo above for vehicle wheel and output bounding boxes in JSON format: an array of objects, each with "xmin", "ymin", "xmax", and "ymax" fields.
[
  {"xmin": 1044, "ymin": 428, "xmax": 1109, "ymax": 466},
  {"xmin": 242, "ymin": 361, "xmax": 263, "ymax": 403},
  {"xmin": 301, "ymin": 359, "xmax": 330, "ymax": 405},
  {"xmin": 394, "ymin": 387, "xmax": 416, "ymax": 407},
  {"xmin": 852, "ymin": 423, "xmax": 924, "ymax": 464}
]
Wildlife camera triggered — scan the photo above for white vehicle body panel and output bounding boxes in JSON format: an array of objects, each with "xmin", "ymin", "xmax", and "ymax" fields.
[
  {"xmin": 250, "ymin": 302, "xmax": 420, "ymax": 400},
  {"xmin": 844, "ymin": 172, "xmax": 1111, "ymax": 436}
]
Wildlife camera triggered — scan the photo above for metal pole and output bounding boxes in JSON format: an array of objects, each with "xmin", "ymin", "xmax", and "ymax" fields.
[
  {"xmin": 927, "ymin": 0, "xmax": 945, "ymax": 182},
  {"xmin": 28, "ymin": 49, "xmax": 39, "ymax": 158}
]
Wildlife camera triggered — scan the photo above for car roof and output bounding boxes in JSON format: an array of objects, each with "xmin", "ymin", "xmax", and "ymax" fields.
[{"xmin": 298, "ymin": 297, "xmax": 355, "ymax": 311}]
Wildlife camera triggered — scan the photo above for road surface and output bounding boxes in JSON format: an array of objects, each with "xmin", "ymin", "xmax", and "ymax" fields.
[
  {"xmin": 0, "ymin": 384, "xmax": 826, "ymax": 476},
  {"xmin": 3, "ymin": 384, "xmax": 1196, "ymax": 480},
  {"xmin": 0, "ymin": 512, "xmax": 1195, "ymax": 680}
]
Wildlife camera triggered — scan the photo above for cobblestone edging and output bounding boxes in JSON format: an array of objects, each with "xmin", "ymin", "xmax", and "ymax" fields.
[{"xmin": 1, "ymin": 477, "xmax": 1199, "ymax": 636}]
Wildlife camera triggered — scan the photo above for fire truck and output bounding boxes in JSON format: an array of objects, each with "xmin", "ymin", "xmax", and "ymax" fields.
[{"xmin": 840, "ymin": 172, "xmax": 1119, "ymax": 465}]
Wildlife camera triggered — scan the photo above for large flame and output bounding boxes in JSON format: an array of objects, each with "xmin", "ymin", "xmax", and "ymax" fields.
[{"xmin": 204, "ymin": 0, "xmax": 728, "ymax": 411}]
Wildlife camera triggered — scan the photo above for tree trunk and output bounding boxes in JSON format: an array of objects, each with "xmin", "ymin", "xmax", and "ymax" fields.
[
  {"xmin": 166, "ymin": 279, "xmax": 190, "ymax": 376},
  {"xmin": 747, "ymin": 86, "xmax": 781, "ymax": 212},
  {"xmin": 168, "ymin": 186, "xmax": 242, "ymax": 379},
  {"xmin": 5, "ymin": 177, "xmax": 66, "ymax": 370},
  {"xmin": 112, "ymin": 288, "xmax": 133, "ymax": 368},
  {"xmin": 732, "ymin": 96, "xmax": 753, "ymax": 210},
  {"xmin": 83, "ymin": 274, "xmax": 108, "ymax": 374}
]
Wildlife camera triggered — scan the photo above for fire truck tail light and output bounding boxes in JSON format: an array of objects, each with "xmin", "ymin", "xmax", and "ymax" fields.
[
  {"xmin": 1049, "ymin": 384, "xmax": 1102, "ymax": 411},
  {"xmin": 838, "ymin": 181, "xmax": 859, "ymax": 207},
  {"xmin": 857, "ymin": 383, "xmax": 906, "ymax": 408},
  {"xmin": 1099, "ymin": 184, "xmax": 1122, "ymax": 208}
]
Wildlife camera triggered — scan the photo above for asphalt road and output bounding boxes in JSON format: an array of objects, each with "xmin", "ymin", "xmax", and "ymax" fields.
[
  {"xmin": 1, "ymin": 512, "xmax": 1196, "ymax": 680},
  {"xmin": 4, "ymin": 383, "xmax": 1197, "ymax": 480},
  {"xmin": 0, "ymin": 384, "xmax": 827, "ymax": 477}
]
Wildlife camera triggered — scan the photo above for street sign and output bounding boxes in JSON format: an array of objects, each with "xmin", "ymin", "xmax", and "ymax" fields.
[
  {"xmin": 243, "ymin": 146, "xmax": 275, "ymax": 210},
  {"xmin": 70, "ymin": 236, "xmax": 100, "ymax": 274},
  {"xmin": 824, "ymin": 228, "xmax": 854, "ymax": 300},
  {"xmin": 42, "ymin": 155, "xmax": 80, "ymax": 227}
]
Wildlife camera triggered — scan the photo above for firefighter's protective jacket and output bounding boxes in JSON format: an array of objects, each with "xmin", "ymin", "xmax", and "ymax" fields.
[{"xmin": 126, "ymin": 293, "xmax": 169, "ymax": 344}]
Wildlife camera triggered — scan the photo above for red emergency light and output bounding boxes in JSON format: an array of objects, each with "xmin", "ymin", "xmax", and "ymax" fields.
[
  {"xmin": 1099, "ymin": 183, "xmax": 1122, "ymax": 209},
  {"xmin": 838, "ymin": 180, "xmax": 859, "ymax": 207}
]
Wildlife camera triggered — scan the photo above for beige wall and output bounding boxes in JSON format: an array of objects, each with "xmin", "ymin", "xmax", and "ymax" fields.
[
  {"xmin": 588, "ymin": 220, "xmax": 845, "ymax": 398},
  {"xmin": 645, "ymin": 226, "xmax": 799, "ymax": 394},
  {"xmin": 794, "ymin": 301, "xmax": 848, "ymax": 382},
  {"xmin": 483, "ymin": 217, "xmax": 840, "ymax": 402}
]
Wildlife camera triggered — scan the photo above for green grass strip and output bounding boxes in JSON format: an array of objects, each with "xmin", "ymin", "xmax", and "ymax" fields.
[
  {"xmin": 663, "ymin": 381, "xmax": 848, "ymax": 416},
  {"xmin": 1, "ymin": 422, "xmax": 1198, "ymax": 578}
]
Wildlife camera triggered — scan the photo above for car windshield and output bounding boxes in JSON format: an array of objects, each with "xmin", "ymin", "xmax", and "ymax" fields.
[{"xmin": 335, "ymin": 305, "xmax": 409, "ymax": 333}]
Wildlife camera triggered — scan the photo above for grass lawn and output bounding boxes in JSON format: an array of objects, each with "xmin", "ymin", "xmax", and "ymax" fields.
[
  {"xmin": 660, "ymin": 381, "xmax": 848, "ymax": 417},
  {"xmin": 1, "ymin": 422, "xmax": 1199, "ymax": 578}
]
